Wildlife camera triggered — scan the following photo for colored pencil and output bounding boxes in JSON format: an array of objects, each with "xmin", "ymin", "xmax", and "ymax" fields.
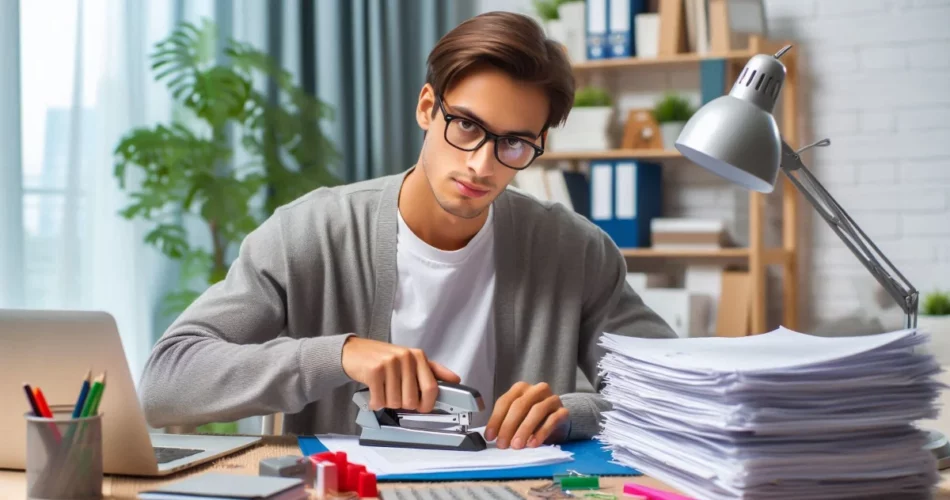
[
  {"xmin": 32, "ymin": 387, "xmax": 53, "ymax": 418},
  {"xmin": 29, "ymin": 385, "xmax": 62, "ymax": 440},
  {"xmin": 80, "ymin": 373, "xmax": 105, "ymax": 418},
  {"xmin": 22, "ymin": 384, "xmax": 42, "ymax": 416},
  {"xmin": 71, "ymin": 370, "xmax": 91, "ymax": 418},
  {"xmin": 89, "ymin": 371, "xmax": 107, "ymax": 415}
]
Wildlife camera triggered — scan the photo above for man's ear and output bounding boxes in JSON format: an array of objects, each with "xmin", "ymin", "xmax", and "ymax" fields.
[{"xmin": 416, "ymin": 84, "xmax": 436, "ymax": 131}]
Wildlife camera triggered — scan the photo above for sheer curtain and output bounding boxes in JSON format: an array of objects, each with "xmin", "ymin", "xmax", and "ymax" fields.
[{"xmin": 1, "ymin": 0, "xmax": 177, "ymax": 382}]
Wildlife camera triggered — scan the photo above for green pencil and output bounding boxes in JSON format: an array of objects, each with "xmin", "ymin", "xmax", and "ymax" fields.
[{"xmin": 80, "ymin": 373, "xmax": 105, "ymax": 418}]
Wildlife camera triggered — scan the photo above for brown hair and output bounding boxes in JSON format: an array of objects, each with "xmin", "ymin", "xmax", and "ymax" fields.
[{"xmin": 425, "ymin": 11, "xmax": 576, "ymax": 131}]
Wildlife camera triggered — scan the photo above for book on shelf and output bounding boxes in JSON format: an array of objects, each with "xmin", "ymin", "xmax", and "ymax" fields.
[
  {"xmin": 650, "ymin": 217, "xmax": 732, "ymax": 249},
  {"xmin": 510, "ymin": 166, "xmax": 590, "ymax": 219}
]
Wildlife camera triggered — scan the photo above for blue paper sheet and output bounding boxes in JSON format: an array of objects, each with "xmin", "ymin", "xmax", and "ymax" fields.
[{"xmin": 297, "ymin": 436, "xmax": 640, "ymax": 481}]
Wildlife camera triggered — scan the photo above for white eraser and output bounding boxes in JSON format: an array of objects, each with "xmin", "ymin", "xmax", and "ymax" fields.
[{"xmin": 315, "ymin": 460, "xmax": 338, "ymax": 498}]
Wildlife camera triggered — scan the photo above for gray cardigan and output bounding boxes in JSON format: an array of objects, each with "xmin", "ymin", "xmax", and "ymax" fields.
[{"xmin": 139, "ymin": 168, "xmax": 675, "ymax": 440}]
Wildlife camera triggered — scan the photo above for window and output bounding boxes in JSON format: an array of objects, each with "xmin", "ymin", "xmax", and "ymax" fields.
[{"xmin": 18, "ymin": 0, "xmax": 105, "ymax": 308}]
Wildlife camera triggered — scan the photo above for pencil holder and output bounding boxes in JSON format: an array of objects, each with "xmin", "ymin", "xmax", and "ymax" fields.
[{"xmin": 25, "ymin": 404, "xmax": 103, "ymax": 500}]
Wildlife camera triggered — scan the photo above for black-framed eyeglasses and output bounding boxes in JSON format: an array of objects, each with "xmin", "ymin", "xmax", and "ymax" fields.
[{"xmin": 436, "ymin": 95, "xmax": 545, "ymax": 170}]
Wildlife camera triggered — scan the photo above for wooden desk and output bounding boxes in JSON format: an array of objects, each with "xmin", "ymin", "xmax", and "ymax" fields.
[
  {"xmin": 6, "ymin": 369, "xmax": 950, "ymax": 499},
  {"xmin": 5, "ymin": 433, "xmax": 950, "ymax": 499},
  {"xmin": 0, "ymin": 435, "xmax": 670, "ymax": 499}
]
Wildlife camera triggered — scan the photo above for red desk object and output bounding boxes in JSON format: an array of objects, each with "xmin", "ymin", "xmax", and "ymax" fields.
[
  {"xmin": 357, "ymin": 471, "xmax": 377, "ymax": 498},
  {"xmin": 347, "ymin": 463, "xmax": 366, "ymax": 491},
  {"xmin": 335, "ymin": 452, "xmax": 349, "ymax": 489}
]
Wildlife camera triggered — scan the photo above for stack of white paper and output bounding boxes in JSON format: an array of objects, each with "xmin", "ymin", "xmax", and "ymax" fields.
[
  {"xmin": 596, "ymin": 327, "xmax": 944, "ymax": 499},
  {"xmin": 318, "ymin": 427, "xmax": 573, "ymax": 475}
]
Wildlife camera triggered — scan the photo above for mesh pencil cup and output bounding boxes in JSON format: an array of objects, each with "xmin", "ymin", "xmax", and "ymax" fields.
[{"xmin": 24, "ymin": 404, "xmax": 103, "ymax": 500}]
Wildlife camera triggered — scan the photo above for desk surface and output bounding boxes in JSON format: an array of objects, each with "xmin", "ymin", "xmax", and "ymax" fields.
[
  {"xmin": 5, "ymin": 371, "xmax": 950, "ymax": 500},
  {"xmin": 0, "ymin": 434, "xmax": 675, "ymax": 499},
  {"xmin": 4, "ymin": 433, "xmax": 950, "ymax": 500}
]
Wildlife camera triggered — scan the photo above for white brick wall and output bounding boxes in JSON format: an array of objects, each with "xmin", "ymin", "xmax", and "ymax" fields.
[{"xmin": 475, "ymin": 0, "xmax": 950, "ymax": 331}]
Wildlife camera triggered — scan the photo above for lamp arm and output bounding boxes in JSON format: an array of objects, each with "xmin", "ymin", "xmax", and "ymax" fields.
[{"xmin": 779, "ymin": 140, "xmax": 920, "ymax": 329}]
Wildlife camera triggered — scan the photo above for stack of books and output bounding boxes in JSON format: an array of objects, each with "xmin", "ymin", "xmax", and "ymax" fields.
[{"xmin": 596, "ymin": 327, "xmax": 943, "ymax": 499}]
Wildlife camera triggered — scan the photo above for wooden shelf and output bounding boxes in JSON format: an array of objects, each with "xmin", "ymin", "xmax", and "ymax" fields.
[
  {"xmin": 572, "ymin": 50, "xmax": 757, "ymax": 71},
  {"xmin": 620, "ymin": 248, "xmax": 790, "ymax": 264},
  {"xmin": 538, "ymin": 149, "xmax": 681, "ymax": 161},
  {"xmin": 620, "ymin": 248, "xmax": 749, "ymax": 258}
]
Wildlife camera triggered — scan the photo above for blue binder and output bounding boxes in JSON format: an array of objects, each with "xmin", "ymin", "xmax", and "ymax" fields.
[
  {"xmin": 586, "ymin": 0, "xmax": 610, "ymax": 60},
  {"xmin": 589, "ymin": 160, "xmax": 662, "ymax": 248},
  {"xmin": 298, "ymin": 436, "xmax": 640, "ymax": 481},
  {"xmin": 563, "ymin": 171, "xmax": 591, "ymax": 219},
  {"xmin": 700, "ymin": 58, "xmax": 728, "ymax": 105},
  {"xmin": 607, "ymin": 0, "xmax": 648, "ymax": 58}
]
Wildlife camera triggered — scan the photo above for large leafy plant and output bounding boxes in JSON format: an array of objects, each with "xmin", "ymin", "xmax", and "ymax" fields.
[{"xmin": 114, "ymin": 19, "xmax": 341, "ymax": 316}]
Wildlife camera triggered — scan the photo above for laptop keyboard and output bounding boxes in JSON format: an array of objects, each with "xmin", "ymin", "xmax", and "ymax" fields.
[{"xmin": 154, "ymin": 446, "xmax": 204, "ymax": 464}]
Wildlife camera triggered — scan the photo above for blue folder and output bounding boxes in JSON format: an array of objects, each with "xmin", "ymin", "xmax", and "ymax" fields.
[{"xmin": 298, "ymin": 437, "xmax": 641, "ymax": 481}]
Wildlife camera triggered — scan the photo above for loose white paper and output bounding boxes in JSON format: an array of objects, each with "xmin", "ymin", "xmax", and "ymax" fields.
[{"xmin": 317, "ymin": 427, "xmax": 573, "ymax": 475}]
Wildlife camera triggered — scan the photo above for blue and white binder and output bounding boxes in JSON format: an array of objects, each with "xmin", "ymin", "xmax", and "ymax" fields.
[
  {"xmin": 589, "ymin": 160, "xmax": 662, "ymax": 248},
  {"xmin": 586, "ymin": 0, "xmax": 610, "ymax": 60},
  {"xmin": 607, "ymin": 0, "xmax": 648, "ymax": 58}
]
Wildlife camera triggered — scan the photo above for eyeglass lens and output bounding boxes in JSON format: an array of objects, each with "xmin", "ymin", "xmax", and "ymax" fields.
[{"xmin": 442, "ymin": 115, "xmax": 538, "ymax": 169}]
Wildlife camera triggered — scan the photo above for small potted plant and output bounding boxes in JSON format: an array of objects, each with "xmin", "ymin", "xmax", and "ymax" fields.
[
  {"xmin": 533, "ymin": 0, "xmax": 566, "ymax": 44},
  {"xmin": 653, "ymin": 93, "xmax": 696, "ymax": 150},
  {"xmin": 548, "ymin": 86, "xmax": 614, "ymax": 151},
  {"xmin": 919, "ymin": 290, "xmax": 950, "ymax": 364}
]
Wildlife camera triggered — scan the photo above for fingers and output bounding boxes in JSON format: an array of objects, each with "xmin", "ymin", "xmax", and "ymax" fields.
[
  {"xmin": 400, "ymin": 350, "xmax": 420, "ymax": 411},
  {"xmin": 384, "ymin": 354, "xmax": 402, "ymax": 409},
  {"xmin": 366, "ymin": 365, "xmax": 386, "ymax": 410},
  {"xmin": 529, "ymin": 407, "xmax": 570, "ymax": 447},
  {"xmin": 496, "ymin": 382, "xmax": 551, "ymax": 449},
  {"xmin": 511, "ymin": 394, "xmax": 561, "ymax": 449},
  {"xmin": 415, "ymin": 350, "xmax": 439, "ymax": 413},
  {"xmin": 485, "ymin": 381, "xmax": 530, "ymax": 443},
  {"xmin": 428, "ymin": 360, "xmax": 461, "ymax": 384}
]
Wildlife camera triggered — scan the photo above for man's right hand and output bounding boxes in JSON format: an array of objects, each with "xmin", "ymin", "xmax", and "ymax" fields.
[{"xmin": 341, "ymin": 337, "xmax": 461, "ymax": 413}]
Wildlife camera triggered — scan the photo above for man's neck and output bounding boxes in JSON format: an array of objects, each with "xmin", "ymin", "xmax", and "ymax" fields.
[{"xmin": 398, "ymin": 167, "xmax": 489, "ymax": 251}]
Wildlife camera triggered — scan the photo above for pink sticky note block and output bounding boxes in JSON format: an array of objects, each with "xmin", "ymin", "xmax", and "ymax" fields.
[{"xmin": 623, "ymin": 483, "xmax": 696, "ymax": 500}]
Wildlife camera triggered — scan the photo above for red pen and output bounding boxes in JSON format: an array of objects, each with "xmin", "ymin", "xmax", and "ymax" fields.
[
  {"xmin": 32, "ymin": 387, "xmax": 53, "ymax": 418},
  {"xmin": 32, "ymin": 386, "xmax": 62, "ymax": 440}
]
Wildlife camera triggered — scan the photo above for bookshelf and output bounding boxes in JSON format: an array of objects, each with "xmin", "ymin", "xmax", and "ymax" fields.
[
  {"xmin": 540, "ymin": 35, "xmax": 801, "ymax": 334},
  {"xmin": 571, "ymin": 48, "xmax": 764, "ymax": 71},
  {"xmin": 541, "ymin": 149, "xmax": 681, "ymax": 161}
]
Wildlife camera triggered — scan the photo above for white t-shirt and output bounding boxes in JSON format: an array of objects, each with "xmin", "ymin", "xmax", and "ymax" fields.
[{"xmin": 390, "ymin": 206, "xmax": 496, "ymax": 428}]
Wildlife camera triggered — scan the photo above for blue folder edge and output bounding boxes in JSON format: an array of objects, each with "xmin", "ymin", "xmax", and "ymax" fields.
[{"xmin": 297, "ymin": 437, "xmax": 641, "ymax": 481}]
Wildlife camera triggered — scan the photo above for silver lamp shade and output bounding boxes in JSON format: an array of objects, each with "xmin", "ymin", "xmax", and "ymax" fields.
[{"xmin": 674, "ymin": 53, "xmax": 788, "ymax": 194}]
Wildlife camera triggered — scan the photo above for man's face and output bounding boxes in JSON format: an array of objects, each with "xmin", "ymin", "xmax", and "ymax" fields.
[{"xmin": 415, "ymin": 66, "xmax": 549, "ymax": 220}]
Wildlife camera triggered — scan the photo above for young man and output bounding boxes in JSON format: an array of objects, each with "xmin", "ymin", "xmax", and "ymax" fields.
[{"xmin": 139, "ymin": 11, "xmax": 674, "ymax": 450}]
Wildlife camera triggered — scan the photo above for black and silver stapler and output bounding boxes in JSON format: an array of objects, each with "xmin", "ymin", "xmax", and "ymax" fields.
[{"xmin": 352, "ymin": 381, "xmax": 488, "ymax": 451}]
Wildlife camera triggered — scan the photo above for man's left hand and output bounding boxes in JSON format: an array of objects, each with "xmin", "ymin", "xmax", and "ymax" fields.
[{"xmin": 484, "ymin": 382, "xmax": 570, "ymax": 449}]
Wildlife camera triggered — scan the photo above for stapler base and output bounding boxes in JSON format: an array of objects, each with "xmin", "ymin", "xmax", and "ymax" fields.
[{"xmin": 358, "ymin": 426, "xmax": 487, "ymax": 452}]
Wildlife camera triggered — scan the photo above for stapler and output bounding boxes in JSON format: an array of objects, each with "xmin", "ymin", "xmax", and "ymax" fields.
[{"xmin": 352, "ymin": 381, "xmax": 488, "ymax": 451}]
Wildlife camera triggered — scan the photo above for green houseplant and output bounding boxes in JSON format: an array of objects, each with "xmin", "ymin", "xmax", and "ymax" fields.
[
  {"xmin": 923, "ymin": 290, "xmax": 950, "ymax": 316},
  {"xmin": 113, "ymin": 20, "xmax": 341, "ymax": 434},
  {"xmin": 532, "ymin": 0, "xmax": 586, "ymax": 62},
  {"xmin": 114, "ymin": 19, "xmax": 341, "ymax": 317},
  {"xmin": 652, "ymin": 93, "xmax": 696, "ymax": 150},
  {"xmin": 919, "ymin": 289, "xmax": 950, "ymax": 366},
  {"xmin": 548, "ymin": 85, "xmax": 615, "ymax": 152}
]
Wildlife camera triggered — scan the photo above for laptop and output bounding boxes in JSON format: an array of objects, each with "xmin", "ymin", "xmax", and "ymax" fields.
[{"xmin": 0, "ymin": 309, "xmax": 261, "ymax": 476}]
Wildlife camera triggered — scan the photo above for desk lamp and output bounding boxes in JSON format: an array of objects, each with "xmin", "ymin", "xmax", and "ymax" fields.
[{"xmin": 673, "ymin": 44, "xmax": 950, "ymax": 469}]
